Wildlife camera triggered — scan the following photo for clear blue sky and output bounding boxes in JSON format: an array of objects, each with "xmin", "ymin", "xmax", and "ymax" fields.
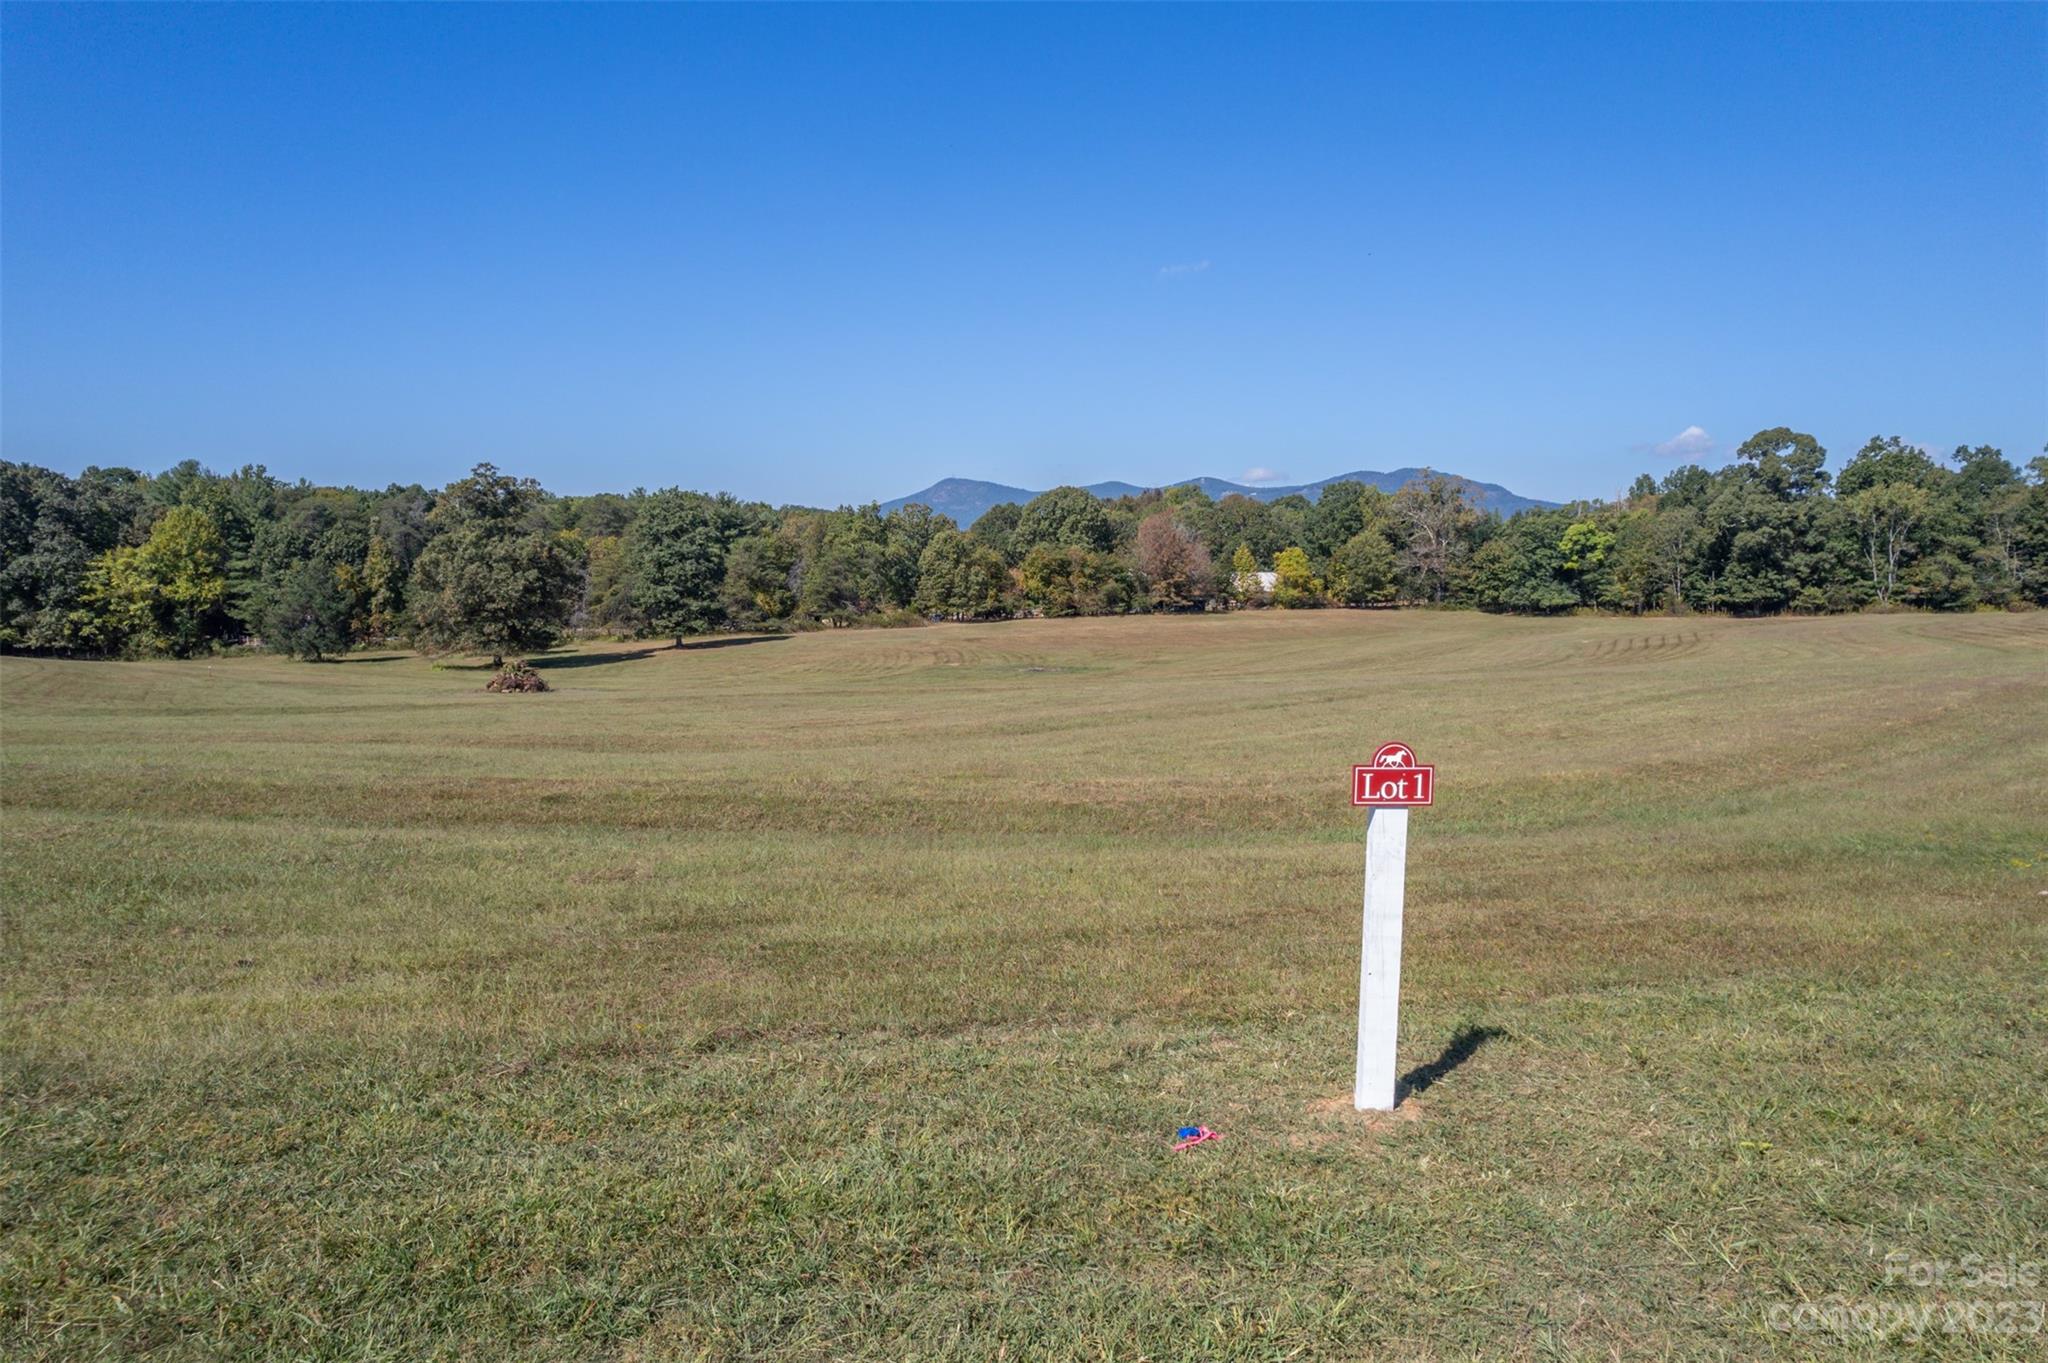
[{"xmin": 4, "ymin": 3, "xmax": 2042, "ymax": 507}]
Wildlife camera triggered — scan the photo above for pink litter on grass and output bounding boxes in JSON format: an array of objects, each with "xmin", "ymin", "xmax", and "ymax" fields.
[{"xmin": 1173, "ymin": 1126, "xmax": 1221, "ymax": 1151}]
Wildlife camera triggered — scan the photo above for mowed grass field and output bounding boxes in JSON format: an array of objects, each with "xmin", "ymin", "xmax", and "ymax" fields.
[{"xmin": 3, "ymin": 610, "xmax": 2045, "ymax": 1361}]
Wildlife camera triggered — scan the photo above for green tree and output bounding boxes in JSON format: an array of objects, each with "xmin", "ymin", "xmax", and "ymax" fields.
[
  {"xmin": 359, "ymin": 534, "xmax": 400, "ymax": 641},
  {"xmin": 626, "ymin": 489, "xmax": 764, "ymax": 642},
  {"xmin": 1017, "ymin": 544, "xmax": 1137, "ymax": 616},
  {"xmin": 264, "ymin": 558, "xmax": 354, "ymax": 660},
  {"xmin": 579, "ymin": 534, "xmax": 639, "ymax": 633},
  {"xmin": 1558, "ymin": 518, "xmax": 1617, "ymax": 606},
  {"xmin": 0, "ymin": 462, "xmax": 150, "ymax": 651},
  {"xmin": 1900, "ymin": 548, "xmax": 1975, "ymax": 609},
  {"xmin": 788, "ymin": 504, "xmax": 894, "ymax": 625},
  {"xmin": 1608, "ymin": 505, "xmax": 1678, "ymax": 613},
  {"xmin": 1469, "ymin": 512, "xmax": 1577, "ymax": 613},
  {"xmin": 1940, "ymin": 446, "xmax": 2025, "ymax": 604},
  {"xmin": 134, "ymin": 504, "xmax": 230, "ymax": 655},
  {"xmin": 1208, "ymin": 495, "xmax": 1282, "ymax": 566},
  {"xmin": 967, "ymin": 502, "xmax": 1025, "ymax": 564},
  {"xmin": 1697, "ymin": 476, "xmax": 1796, "ymax": 612},
  {"xmin": 1265, "ymin": 495, "xmax": 1312, "ymax": 563},
  {"xmin": 796, "ymin": 544, "xmax": 872, "ymax": 625},
  {"xmin": 1689, "ymin": 430, "xmax": 1848, "ymax": 614},
  {"xmin": 1328, "ymin": 528, "xmax": 1397, "ymax": 605},
  {"xmin": 408, "ymin": 464, "xmax": 583, "ymax": 665},
  {"xmin": 881, "ymin": 503, "xmax": 954, "ymax": 607},
  {"xmin": 1014, "ymin": 487, "xmax": 1116, "ymax": 555},
  {"xmin": 1736, "ymin": 427, "xmax": 1831, "ymax": 499},
  {"xmin": 1836, "ymin": 439, "xmax": 1977, "ymax": 608},
  {"xmin": 721, "ymin": 532, "xmax": 801, "ymax": 627},
  {"xmin": 1392, "ymin": 472, "xmax": 1479, "ymax": 603},
  {"xmin": 1836, "ymin": 436, "xmax": 1943, "ymax": 496},
  {"xmin": 1647, "ymin": 505, "xmax": 1699, "ymax": 611},
  {"xmin": 240, "ymin": 485, "xmax": 373, "ymax": 647},
  {"xmin": 1659, "ymin": 463, "xmax": 1716, "ymax": 509},
  {"xmin": 1698, "ymin": 427, "xmax": 1840, "ymax": 611},
  {"xmin": 369, "ymin": 486, "xmax": 435, "ymax": 576},
  {"xmin": 1301, "ymin": 481, "xmax": 1374, "ymax": 561},
  {"xmin": 2019, "ymin": 453, "xmax": 2048, "ymax": 605},
  {"xmin": 912, "ymin": 529, "xmax": 1012, "ymax": 619},
  {"xmin": 555, "ymin": 492, "xmax": 636, "ymax": 538},
  {"xmin": 1158, "ymin": 484, "xmax": 1221, "ymax": 560},
  {"xmin": 1844, "ymin": 482, "xmax": 1932, "ymax": 605}
]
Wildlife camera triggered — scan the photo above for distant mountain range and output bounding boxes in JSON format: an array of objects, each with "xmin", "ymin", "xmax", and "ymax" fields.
[{"xmin": 880, "ymin": 469, "xmax": 1560, "ymax": 528}]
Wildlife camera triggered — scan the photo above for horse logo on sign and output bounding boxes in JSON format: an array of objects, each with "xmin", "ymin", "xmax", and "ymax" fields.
[{"xmin": 1353, "ymin": 743, "xmax": 1434, "ymax": 807}]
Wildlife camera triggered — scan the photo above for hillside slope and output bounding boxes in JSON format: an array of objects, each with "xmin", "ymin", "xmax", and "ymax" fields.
[{"xmin": 883, "ymin": 468, "xmax": 1559, "ymax": 525}]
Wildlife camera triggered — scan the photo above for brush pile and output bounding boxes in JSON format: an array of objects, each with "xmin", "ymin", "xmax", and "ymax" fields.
[{"xmin": 485, "ymin": 662, "xmax": 549, "ymax": 693}]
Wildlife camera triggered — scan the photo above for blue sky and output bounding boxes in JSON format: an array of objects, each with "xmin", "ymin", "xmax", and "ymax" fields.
[{"xmin": 3, "ymin": 4, "xmax": 2042, "ymax": 507}]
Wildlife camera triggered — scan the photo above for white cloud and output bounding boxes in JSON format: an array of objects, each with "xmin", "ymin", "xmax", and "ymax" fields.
[
  {"xmin": 1158, "ymin": 260, "xmax": 1211, "ymax": 278},
  {"xmin": 1241, "ymin": 466, "xmax": 1286, "ymax": 485},
  {"xmin": 1651, "ymin": 425, "xmax": 1715, "ymax": 460}
]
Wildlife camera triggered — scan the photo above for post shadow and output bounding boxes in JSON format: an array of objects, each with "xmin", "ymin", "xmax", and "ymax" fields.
[{"xmin": 1396, "ymin": 1025, "xmax": 1506, "ymax": 1103}]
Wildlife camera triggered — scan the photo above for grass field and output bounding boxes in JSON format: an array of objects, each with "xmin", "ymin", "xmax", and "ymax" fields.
[{"xmin": 3, "ymin": 610, "xmax": 2045, "ymax": 1361}]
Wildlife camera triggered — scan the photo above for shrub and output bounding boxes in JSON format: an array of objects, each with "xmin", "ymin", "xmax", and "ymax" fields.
[{"xmin": 485, "ymin": 661, "xmax": 550, "ymax": 693}]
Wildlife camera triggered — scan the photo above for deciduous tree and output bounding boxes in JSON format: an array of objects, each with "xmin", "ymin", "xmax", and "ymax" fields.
[
  {"xmin": 912, "ymin": 529, "xmax": 1012, "ymax": 619},
  {"xmin": 1225, "ymin": 543, "xmax": 1262, "ymax": 605},
  {"xmin": 264, "ymin": 558, "xmax": 354, "ymax": 660},
  {"xmin": 1014, "ymin": 487, "xmax": 1116, "ymax": 555},
  {"xmin": 626, "ymin": 488, "xmax": 764, "ymax": 641},
  {"xmin": 721, "ymin": 533, "xmax": 801, "ymax": 627},
  {"xmin": 1329, "ymin": 529, "xmax": 1397, "ymax": 605},
  {"xmin": 1392, "ymin": 472, "xmax": 1478, "ymax": 603},
  {"xmin": 134, "ymin": 504, "xmax": 230, "ymax": 656},
  {"xmin": 1845, "ymin": 482, "xmax": 1932, "ymax": 605},
  {"xmin": 408, "ymin": 464, "xmax": 583, "ymax": 665},
  {"xmin": 967, "ymin": 502, "xmax": 1025, "ymax": 564},
  {"xmin": 1132, "ymin": 512, "xmax": 1213, "ymax": 609},
  {"xmin": 1270, "ymin": 545, "xmax": 1319, "ymax": 608},
  {"xmin": 1017, "ymin": 544, "xmax": 1137, "ymax": 616}
]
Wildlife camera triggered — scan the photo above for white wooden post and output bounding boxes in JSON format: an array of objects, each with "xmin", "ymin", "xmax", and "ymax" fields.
[{"xmin": 1354, "ymin": 806, "xmax": 1408, "ymax": 1110}]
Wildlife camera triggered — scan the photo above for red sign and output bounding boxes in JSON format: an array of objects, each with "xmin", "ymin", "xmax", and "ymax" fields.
[{"xmin": 1352, "ymin": 742, "xmax": 1434, "ymax": 807}]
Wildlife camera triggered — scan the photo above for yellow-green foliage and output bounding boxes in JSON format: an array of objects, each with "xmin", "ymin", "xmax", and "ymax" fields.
[
  {"xmin": 70, "ymin": 505, "xmax": 229, "ymax": 656},
  {"xmin": 358, "ymin": 533, "xmax": 400, "ymax": 641},
  {"xmin": 69, "ymin": 545, "xmax": 156, "ymax": 654},
  {"xmin": 1226, "ymin": 541, "xmax": 1260, "ymax": 602},
  {"xmin": 1271, "ymin": 544, "xmax": 1320, "ymax": 607}
]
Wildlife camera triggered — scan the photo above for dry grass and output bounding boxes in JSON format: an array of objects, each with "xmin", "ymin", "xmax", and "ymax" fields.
[{"xmin": 3, "ymin": 610, "xmax": 2045, "ymax": 1359}]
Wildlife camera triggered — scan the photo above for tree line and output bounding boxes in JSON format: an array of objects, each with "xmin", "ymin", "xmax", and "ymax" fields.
[{"xmin": 2, "ymin": 428, "xmax": 2043, "ymax": 660}]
